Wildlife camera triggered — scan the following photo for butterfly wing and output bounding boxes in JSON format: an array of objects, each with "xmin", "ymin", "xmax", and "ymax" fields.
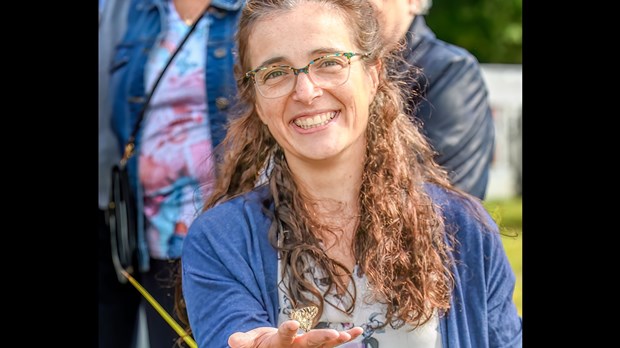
[{"xmin": 289, "ymin": 305, "xmax": 318, "ymax": 332}]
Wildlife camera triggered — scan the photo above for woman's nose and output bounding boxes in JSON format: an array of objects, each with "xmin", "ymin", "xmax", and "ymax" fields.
[{"xmin": 291, "ymin": 72, "xmax": 323, "ymax": 104}]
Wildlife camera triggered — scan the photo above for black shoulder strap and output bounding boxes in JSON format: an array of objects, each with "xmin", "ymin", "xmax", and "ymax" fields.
[{"xmin": 120, "ymin": 5, "xmax": 211, "ymax": 165}]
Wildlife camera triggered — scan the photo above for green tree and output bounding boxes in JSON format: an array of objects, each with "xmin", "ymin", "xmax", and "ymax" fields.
[{"xmin": 426, "ymin": 0, "xmax": 522, "ymax": 64}]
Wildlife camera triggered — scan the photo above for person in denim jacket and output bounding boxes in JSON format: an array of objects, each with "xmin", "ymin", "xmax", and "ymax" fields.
[{"xmin": 106, "ymin": 0, "xmax": 245, "ymax": 346}]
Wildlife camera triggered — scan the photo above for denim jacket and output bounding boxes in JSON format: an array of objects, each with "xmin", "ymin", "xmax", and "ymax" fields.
[{"xmin": 109, "ymin": 0, "xmax": 244, "ymax": 271}]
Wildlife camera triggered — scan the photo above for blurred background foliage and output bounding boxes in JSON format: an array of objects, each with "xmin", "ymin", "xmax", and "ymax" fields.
[
  {"xmin": 484, "ymin": 197, "xmax": 522, "ymax": 316},
  {"xmin": 426, "ymin": 0, "xmax": 522, "ymax": 64}
]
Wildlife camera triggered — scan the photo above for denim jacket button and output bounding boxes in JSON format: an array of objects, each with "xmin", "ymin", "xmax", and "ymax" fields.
[
  {"xmin": 214, "ymin": 47, "xmax": 227, "ymax": 58},
  {"xmin": 215, "ymin": 97, "xmax": 230, "ymax": 110}
]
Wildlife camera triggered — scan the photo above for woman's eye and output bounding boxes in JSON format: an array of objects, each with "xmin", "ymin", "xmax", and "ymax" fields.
[
  {"xmin": 317, "ymin": 57, "xmax": 345, "ymax": 69},
  {"xmin": 262, "ymin": 68, "xmax": 289, "ymax": 83}
]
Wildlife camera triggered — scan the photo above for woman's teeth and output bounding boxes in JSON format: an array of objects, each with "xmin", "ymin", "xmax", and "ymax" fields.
[{"xmin": 293, "ymin": 112, "xmax": 336, "ymax": 129}]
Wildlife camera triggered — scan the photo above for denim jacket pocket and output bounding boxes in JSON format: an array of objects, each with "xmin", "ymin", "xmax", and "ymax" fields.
[
  {"xmin": 109, "ymin": 54, "xmax": 129, "ymax": 74},
  {"xmin": 109, "ymin": 40, "xmax": 135, "ymax": 75}
]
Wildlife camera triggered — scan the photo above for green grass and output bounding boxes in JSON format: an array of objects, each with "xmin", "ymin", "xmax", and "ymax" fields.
[{"xmin": 484, "ymin": 196, "xmax": 522, "ymax": 317}]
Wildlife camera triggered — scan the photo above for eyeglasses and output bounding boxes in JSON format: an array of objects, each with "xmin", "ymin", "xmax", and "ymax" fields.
[{"xmin": 245, "ymin": 52, "xmax": 369, "ymax": 99}]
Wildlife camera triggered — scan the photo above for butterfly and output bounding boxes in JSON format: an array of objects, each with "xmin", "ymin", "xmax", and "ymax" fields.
[{"xmin": 289, "ymin": 305, "xmax": 318, "ymax": 333}]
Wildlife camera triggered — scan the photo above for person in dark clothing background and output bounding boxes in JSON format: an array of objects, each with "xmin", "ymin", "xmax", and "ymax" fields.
[{"xmin": 370, "ymin": 0, "xmax": 495, "ymax": 199}]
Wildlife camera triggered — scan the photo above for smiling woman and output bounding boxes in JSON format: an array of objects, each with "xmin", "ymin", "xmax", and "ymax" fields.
[
  {"xmin": 245, "ymin": 2, "xmax": 380, "ymax": 165},
  {"xmin": 175, "ymin": 1, "xmax": 522, "ymax": 347}
]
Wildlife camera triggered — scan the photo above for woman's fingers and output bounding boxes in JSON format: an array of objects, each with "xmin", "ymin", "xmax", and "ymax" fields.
[
  {"xmin": 228, "ymin": 321, "xmax": 298, "ymax": 348},
  {"xmin": 344, "ymin": 327, "xmax": 364, "ymax": 341},
  {"xmin": 294, "ymin": 326, "xmax": 364, "ymax": 347},
  {"xmin": 276, "ymin": 320, "xmax": 301, "ymax": 343},
  {"xmin": 228, "ymin": 323, "xmax": 364, "ymax": 348}
]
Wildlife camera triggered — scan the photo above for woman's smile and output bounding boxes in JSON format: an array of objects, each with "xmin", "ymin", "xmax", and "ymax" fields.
[{"xmin": 292, "ymin": 111, "xmax": 339, "ymax": 131}]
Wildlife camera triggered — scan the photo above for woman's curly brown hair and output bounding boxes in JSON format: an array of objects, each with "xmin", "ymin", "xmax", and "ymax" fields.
[{"xmin": 176, "ymin": 0, "xmax": 469, "ymax": 337}]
